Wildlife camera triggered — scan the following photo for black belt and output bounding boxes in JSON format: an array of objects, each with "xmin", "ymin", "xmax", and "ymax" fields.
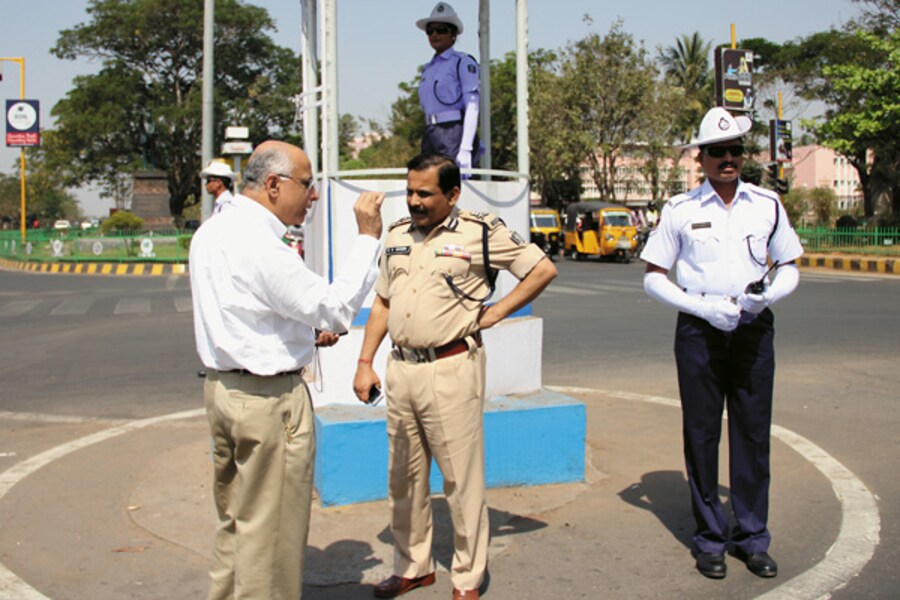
[
  {"xmin": 220, "ymin": 368, "xmax": 305, "ymax": 378},
  {"xmin": 392, "ymin": 332, "xmax": 482, "ymax": 364}
]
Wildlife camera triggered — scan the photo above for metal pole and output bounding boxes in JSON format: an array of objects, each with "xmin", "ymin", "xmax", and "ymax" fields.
[
  {"xmin": 1, "ymin": 57, "xmax": 27, "ymax": 241},
  {"xmin": 301, "ymin": 0, "xmax": 319, "ymax": 176},
  {"xmin": 478, "ymin": 0, "xmax": 491, "ymax": 173},
  {"xmin": 200, "ymin": 0, "xmax": 215, "ymax": 222},
  {"xmin": 778, "ymin": 91, "xmax": 784, "ymax": 180},
  {"xmin": 323, "ymin": 0, "xmax": 339, "ymax": 176},
  {"xmin": 515, "ymin": 0, "xmax": 529, "ymax": 178}
]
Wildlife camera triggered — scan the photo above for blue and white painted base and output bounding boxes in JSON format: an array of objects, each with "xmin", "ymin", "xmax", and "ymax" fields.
[{"xmin": 314, "ymin": 389, "xmax": 586, "ymax": 507}]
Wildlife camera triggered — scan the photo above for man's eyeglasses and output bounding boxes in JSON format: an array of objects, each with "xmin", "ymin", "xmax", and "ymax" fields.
[
  {"xmin": 426, "ymin": 25, "xmax": 453, "ymax": 36},
  {"xmin": 277, "ymin": 174, "xmax": 315, "ymax": 190},
  {"xmin": 702, "ymin": 145, "xmax": 745, "ymax": 158}
]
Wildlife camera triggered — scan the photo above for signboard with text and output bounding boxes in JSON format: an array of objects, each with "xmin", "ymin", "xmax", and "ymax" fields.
[
  {"xmin": 715, "ymin": 49, "xmax": 754, "ymax": 112},
  {"xmin": 6, "ymin": 99, "xmax": 40, "ymax": 147}
]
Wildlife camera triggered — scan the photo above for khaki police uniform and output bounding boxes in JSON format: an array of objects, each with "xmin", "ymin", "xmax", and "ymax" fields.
[{"xmin": 376, "ymin": 207, "xmax": 544, "ymax": 591}]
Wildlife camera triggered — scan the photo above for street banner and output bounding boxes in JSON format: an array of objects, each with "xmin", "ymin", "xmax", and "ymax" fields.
[
  {"xmin": 6, "ymin": 99, "xmax": 40, "ymax": 147},
  {"xmin": 715, "ymin": 49, "xmax": 754, "ymax": 112}
]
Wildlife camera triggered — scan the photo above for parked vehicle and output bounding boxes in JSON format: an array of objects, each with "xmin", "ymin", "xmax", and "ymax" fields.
[
  {"xmin": 563, "ymin": 201, "xmax": 638, "ymax": 263},
  {"xmin": 529, "ymin": 208, "xmax": 562, "ymax": 259},
  {"xmin": 53, "ymin": 219, "xmax": 71, "ymax": 231}
]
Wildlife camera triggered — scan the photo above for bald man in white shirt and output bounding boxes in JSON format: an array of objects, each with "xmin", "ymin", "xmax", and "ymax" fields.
[{"xmin": 190, "ymin": 140, "xmax": 384, "ymax": 600}]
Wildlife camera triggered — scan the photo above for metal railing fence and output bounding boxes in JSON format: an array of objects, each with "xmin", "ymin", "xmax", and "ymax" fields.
[
  {"xmin": 0, "ymin": 228, "xmax": 192, "ymax": 263},
  {"xmin": 796, "ymin": 227, "xmax": 900, "ymax": 255}
]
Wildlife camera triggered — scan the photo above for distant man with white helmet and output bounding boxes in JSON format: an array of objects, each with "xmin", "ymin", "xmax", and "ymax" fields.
[
  {"xmin": 641, "ymin": 107, "xmax": 803, "ymax": 580},
  {"xmin": 416, "ymin": 2, "xmax": 481, "ymax": 175},
  {"xmin": 200, "ymin": 159, "xmax": 237, "ymax": 214}
]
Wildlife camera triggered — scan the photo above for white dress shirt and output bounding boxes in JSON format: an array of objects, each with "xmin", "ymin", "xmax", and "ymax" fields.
[
  {"xmin": 641, "ymin": 180, "xmax": 803, "ymax": 297},
  {"xmin": 190, "ymin": 193, "xmax": 380, "ymax": 375},
  {"xmin": 212, "ymin": 189, "xmax": 235, "ymax": 214}
]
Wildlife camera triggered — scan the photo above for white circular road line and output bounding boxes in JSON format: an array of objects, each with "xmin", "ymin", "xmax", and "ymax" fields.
[{"xmin": 0, "ymin": 389, "xmax": 882, "ymax": 600}]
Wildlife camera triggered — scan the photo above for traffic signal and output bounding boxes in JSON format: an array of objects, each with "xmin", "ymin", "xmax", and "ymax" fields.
[
  {"xmin": 766, "ymin": 163, "xmax": 778, "ymax": 185},
  {"xmin": 775, "ymin": 177, "xmax": 789, "ymax": 195}
]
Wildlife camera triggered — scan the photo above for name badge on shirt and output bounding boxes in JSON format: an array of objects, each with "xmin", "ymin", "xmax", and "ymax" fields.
[
  {"xmin": 386, "ymin": 246, "xmax": 411, "ymax": 256},
  {"xmin": 691, "ymin": 222, "xmax": 712, "ymax": 230}
]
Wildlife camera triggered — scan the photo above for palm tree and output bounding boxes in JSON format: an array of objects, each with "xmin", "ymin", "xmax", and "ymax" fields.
[{"xmin": 658, "ymin": 32, "xmax": 714, "ymax": 144}]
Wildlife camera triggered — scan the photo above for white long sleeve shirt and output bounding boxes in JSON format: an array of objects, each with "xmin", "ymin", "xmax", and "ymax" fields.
[{"xmin": 190, "ymin": 193, "xmax": 380, "ymax": 375}]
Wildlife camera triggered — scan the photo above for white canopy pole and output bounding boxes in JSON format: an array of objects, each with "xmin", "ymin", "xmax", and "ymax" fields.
[
  {"xmin": 322, "ymin": 0, "xmax": 339, "ymax": 176},
  {"xmin": 301, "ymin": 0, "xmax": 319, "ymax": 176},
  {"xmin": 516, "ymin": 0, "xmax": 529, "ymax": 178},
  {"xmin": 478, "ymin": 0, "xmax": 492, "ymax": 172}
]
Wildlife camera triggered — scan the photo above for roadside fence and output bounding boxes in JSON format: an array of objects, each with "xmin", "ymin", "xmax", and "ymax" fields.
[{"xmin": 0, "ymin": 228, "xmax": 192, "ymax": 263}]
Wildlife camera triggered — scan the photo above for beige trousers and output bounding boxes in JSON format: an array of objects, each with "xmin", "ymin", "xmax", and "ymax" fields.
[
  {"xmin": 205, "ymin": 370, "xmax": 315, "ymax": 600},
  {"xmin": 385, "ymin": 345, "xmax": 489, "ymax": 591}
]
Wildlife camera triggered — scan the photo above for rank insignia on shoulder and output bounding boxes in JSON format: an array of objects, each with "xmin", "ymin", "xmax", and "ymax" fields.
[
  {"xmin": 467, "ymin": 64, "xmax": 476, "ymax": 74},
  {"xmin": 510, "ymin": 231, "xmax": 526, "ymax": 246},
  {"xmin": 386, "ymin": 246, "xmax": 411, "ymax": 256},
  {"xmin": 466, "ymin": 210, "xmax": 491, "ymax": 221},
  {"xmin": 389, "ymin": 216, "xmax": 412, "ymax": 230}
]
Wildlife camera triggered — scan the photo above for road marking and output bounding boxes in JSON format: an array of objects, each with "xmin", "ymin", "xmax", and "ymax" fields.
[
  {"xmin": 0, "ymin": 408, "xmax": 205, "ymax": 599},
  {"xmin": 548, "ymin": 386, "xmax": 881, "ymax": 600},
  {"xmin": 49, "ymin": 297, "xmax": 95, "ymax": 316},
  {"xmin": 0, "ymin": 390, "xmax": 881, "ymax": 599},
  {"xmin": 0, "ymin": 300, "xmax": 40, "ymax": 317},
  {"xmin": 543, "ymin": 285, "xmax": 605, "ymax": 296},
  {"xmin": 173, "ymin": 296, "xmax": 193, "ymax": 313},
  {"xmin": 113, "ymin": 298, "xmax": 151, "ymax": 315}
]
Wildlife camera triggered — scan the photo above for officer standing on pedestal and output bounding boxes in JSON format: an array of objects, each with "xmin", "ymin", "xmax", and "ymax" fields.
[
  {"xmin": 416, "ymin": 2, "xmax": 481, "ymax": 173},
  {"xmin": 354, "ymin": 154, "xmax": 557, "ymax": 600},
  {"xmin": 641, "ymin": 107, "xmax": 804, "ymax": 580}
]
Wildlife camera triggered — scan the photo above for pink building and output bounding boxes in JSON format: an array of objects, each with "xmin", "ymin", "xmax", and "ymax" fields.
[{"xmin": 789, "ymin": 145, "xmax": 863, "ymax": 211}]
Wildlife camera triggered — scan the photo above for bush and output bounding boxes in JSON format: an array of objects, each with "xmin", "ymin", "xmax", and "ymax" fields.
[{"xmin": 100, "ymin": 211, "xmax": 145, "ymax": 233}]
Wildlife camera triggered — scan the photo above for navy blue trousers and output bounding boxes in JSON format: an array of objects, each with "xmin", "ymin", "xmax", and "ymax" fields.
[
  {"xmin": 422, "ymin": 122, "xmax": 481, "ymax": 166},
  {"xmin": 674, "ymin": 309, "xmax": 775, "ymax": 555}
]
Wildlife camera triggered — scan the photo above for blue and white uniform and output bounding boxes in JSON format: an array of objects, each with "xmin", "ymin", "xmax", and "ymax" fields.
[
  {"xmin": 641, "ymin": 179, "xmax": 803, "ymax": 556},
  {"xmin": 419, "ymin": 48, "xmax": 480, "ymax": 160}
]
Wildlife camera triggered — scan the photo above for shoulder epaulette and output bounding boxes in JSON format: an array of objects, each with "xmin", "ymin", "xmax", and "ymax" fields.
[
  {"xmin": 460, "ymin": 210, "xmax": 500, "ymax": 228},
  {"xmin": 746, "ymin": 183, "xmax": 780, "ymax": 201},
  {"xmin": 668, "ymin": 187, "xmax": 703, "ymax": 209},
  {"xmin": 389, "ymin": 216, "xmax": 412, "ymax": 230}
]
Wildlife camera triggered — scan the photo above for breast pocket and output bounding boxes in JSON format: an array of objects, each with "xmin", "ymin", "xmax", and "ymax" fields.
[
  {"xmin": 434, "ymin": 76, "xmax": 462, "ymax": 106},
  {"xmin": 388, "ymin": 255, "xmax": 411, "ymax": 296},
  {"xmin": 686, "ymin": 230, "xmax": 721, "ymax": 264},
  {"xmin": 744, "ymin": 228, "xmax": 770, "ymax": 265},
  {"xmin": 433, "ymin": 256, "xmax": 472, "ymax": 299}
]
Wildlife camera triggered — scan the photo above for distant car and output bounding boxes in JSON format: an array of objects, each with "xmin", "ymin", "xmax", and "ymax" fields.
[
  {"xmin": 80, "ymin": 220, "xmax": 97, "ymax": 230},
  {"xmin": 53, "ymin": 219, "xmax": 71, "ymax": 230}
]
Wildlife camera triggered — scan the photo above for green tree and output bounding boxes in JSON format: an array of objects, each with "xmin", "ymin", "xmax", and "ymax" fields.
[
  {"xmin": 809, "ymin": 186, "xmax": 837, "ymax": 225},
  {"xmin": 562, "ymin": 21, "xmax": 658, "ymax": 202},
  {"xmin": 101, "ymin": 210, "xmax": 145, "ymax": 232},
  {"xmin": 48, "ymin": 0, "xmax": 302, "ymax": 217}
]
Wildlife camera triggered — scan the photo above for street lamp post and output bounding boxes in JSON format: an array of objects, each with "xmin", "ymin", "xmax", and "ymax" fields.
[{"xmin": 0, "ymin": 56, "xmax": 27, "ymax": 242}]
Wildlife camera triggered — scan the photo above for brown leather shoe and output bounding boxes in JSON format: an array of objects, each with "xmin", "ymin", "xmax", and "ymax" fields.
[
  {"xmin": 452, "ymin": 589, "xmax": 480, "ymax": 600},
  {"xmin": 373, "ymin": 573, "xmax": 436, "ymax": 598}
]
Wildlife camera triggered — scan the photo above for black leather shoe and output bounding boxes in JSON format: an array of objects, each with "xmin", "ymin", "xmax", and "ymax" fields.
[
  {"xmin": 734, "ymin": 551, "xmax": 778, "ymax": 578},
  {"xmin": 373, "ymin": 573, "xmax": 436, "ymax": 598},
  {"xmin": 695, "ymin": 552, "xmax": 726, "ymax": 579}
]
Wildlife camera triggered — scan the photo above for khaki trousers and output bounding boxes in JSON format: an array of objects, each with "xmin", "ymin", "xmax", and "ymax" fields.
[
  {"xmin": 385, "ymin": 345, "xmax": 489, "ymax": 592},
  {"xmin": 205, "ymin": 370, "xmax": 315, "ymax": 600}
]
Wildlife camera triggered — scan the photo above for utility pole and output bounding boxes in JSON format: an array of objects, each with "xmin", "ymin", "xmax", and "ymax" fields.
[{"xmin": 1, "ymin": 56, "xmax": 27, "ymax": 242}]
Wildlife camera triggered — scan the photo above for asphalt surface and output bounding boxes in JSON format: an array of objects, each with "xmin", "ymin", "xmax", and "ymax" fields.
[{"xmin": 0, "ymin": 260, "xmax": 898, "ymax": 599}]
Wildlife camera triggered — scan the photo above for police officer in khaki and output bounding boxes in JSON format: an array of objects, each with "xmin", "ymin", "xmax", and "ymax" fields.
[{"xmin": 354, "ymin": 153, "xmax": 557, "ymax": 600}]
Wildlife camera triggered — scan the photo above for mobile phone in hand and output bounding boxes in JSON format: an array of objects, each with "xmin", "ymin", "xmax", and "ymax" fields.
[{"xmin": 368, "ymin": 384, "xmax": 383, "ymax": 406}]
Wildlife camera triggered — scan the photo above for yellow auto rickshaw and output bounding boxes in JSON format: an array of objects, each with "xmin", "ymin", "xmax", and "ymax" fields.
[
  {"xmin": 529, "ymin": 208, "xmax": 562, "ymax": 259},
  {"xmin": 564, "ymin": 201, "xmax": 638, "ymax": 263}
]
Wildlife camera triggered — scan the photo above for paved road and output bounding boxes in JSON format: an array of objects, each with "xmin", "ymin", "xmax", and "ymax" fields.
[{"xmin": 0, "ymin": 263, "xmax": 898, "ymax": 598}]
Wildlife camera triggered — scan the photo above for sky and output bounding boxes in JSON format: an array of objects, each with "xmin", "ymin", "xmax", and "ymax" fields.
[{"xmin": 1, "ymin": 0, "xmax": 861, "ymax": 217}]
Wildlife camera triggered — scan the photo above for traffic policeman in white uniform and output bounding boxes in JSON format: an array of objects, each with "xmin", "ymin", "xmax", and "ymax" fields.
[
  {"xmin": 200, "ymin": 159, "xmax": 237, "ymax": 214},
  {"xmin": 641, "ymin": 107, "xmax": 804, "ymax": 580},
  {"xmin": 354, "ymin": 154, "xmax": 556, "ymax": 600},
  {"xmin": 416, "ymin": 3, "xmax": 481, "ymax": 173}
]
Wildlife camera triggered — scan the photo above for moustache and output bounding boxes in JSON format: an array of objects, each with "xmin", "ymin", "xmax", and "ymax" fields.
[
  {"xmin": 408, "ymin": 204, "xmax": 428, "ymax": 216},
  {"xmin": 718, "ymin": 162, "xmax": 738, "ymax": 170}
]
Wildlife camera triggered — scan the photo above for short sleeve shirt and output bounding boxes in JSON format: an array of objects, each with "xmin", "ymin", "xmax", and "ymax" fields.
[
  {"xmin": 419, "ymin": 48, "xmax": 480, "ymax": 116},
  {"xmin": 640, "ymin": 180, "xmax": 804, "ymax": 297},
  {"xmin": 375, "ymin": 207, "xmax": 545, "ymax": 348}
]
